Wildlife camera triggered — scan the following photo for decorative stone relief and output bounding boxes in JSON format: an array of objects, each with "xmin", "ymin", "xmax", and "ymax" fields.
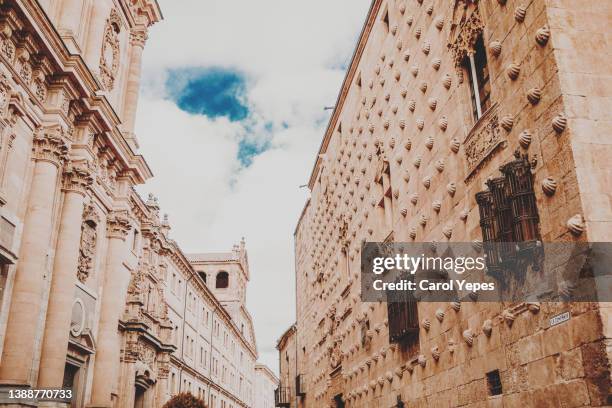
[
  {"xmin": 507, "ymin": 63, "xmax": 521, "ymax": 80},
  {"xmin": 490, "ymin": 40, "xmax": 502, "ymax": 57},
  {"xmin": 515, "ymin": 6, "xmax": 527, "ymax": 23},
  {"xmin": 106, "ymin": 211, "xmax": 132, "ymax": 240},
  {"xmin": 448, "ymin": 6, "xmax": 484, "ymax": 76},
  {"xmin": 567, "ymin": 214, "xmax": 585, "ymax": 236},
  {"xmin": 463, "ymin": 105, "xmax": 506, "ymax": 181},
  {"xmin": 78, "ymin": 204, "xmax": 100, "ymax": 283},
  {"xmin": 541, "ymin": 177, "xmax": 557, "ymax": 196},
  {"xmin": 32, "ymin": 125, "xmax": 69, "ymax": 166},
  {"xmin": 519, "ymin": 129, "xmax": 532, "ymax": 149},
  {"xmin": 99, "ymin": 9, "xmax": 122, "ymax": 91},
  {"xmin": 552, "ymin": 114, "xmax": 567, "ymax": 133},
  {"xmin": 535, "ymin": 26, "xmax": 551, "ymax": 46},
  {"xmin": 527, "ymin": 88, "xmax": 542, "ymax": 105}
]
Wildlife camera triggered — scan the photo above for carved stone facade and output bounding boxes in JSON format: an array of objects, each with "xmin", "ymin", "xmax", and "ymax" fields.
[
  {"xmin": 283, "ymin": 0, "xmax": 612, "ymax": 407},
  {"xmin": 0, "ymin": 1, "xmax": 273, "ymax": 408}
]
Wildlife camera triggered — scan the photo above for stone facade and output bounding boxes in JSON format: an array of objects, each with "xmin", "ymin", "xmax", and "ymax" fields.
[
  {"xmin": 254, "ymin": 364, "xmax": 278, "ymax": 408},
  {"xmin": 282, "ymin": 0, "xmax": 612, "ymax": 407},
  {"xmin": 0, "ymin": 1, "xmax": 274, "ymax": 407},
  {"xmin": 164, "ymin": 243, "xmax": 259, "ymax": 408}
]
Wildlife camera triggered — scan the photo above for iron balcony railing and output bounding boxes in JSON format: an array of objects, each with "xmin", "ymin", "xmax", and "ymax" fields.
[{"xmin": 274, "ymin": 386, "xmax": 291, "ymax": 407}]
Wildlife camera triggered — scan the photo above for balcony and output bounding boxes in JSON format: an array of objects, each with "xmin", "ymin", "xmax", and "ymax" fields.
[
  {"xmin": 275, "ymin": 387, "xmax": 291, "ymax": 407},
  {"xmin": 295, "ymin": 374, "xmax": 306, "ymax": 396}
]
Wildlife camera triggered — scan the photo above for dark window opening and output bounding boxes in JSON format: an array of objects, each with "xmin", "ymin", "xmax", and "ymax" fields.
[
  {"xmin": 199, "ymin": 271, "xmax": 207, "ymax": 283},
  {"xmin": 387, "ymin": 274, "xmax": 419, "ymax": 345},
  {"xmin": 465, "ymin": 36, "xmax": 491, "ymax": 121},
  {"xmin": 215, "ymin": 271, "xmax": 229, "ymax": 289},
  {"xmin": 486, "ymin": 369, "xmax": 503, "ymax": 396}
]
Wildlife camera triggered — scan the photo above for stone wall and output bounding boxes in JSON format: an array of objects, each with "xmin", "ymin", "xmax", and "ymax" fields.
[{"xmin": 288, "ymin": 0, "xmax": 611, "ymax": 406}]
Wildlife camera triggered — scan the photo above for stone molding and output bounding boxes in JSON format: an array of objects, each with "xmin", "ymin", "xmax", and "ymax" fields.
[
  {"xmin": 62, "ymin": 163, "xmax": 93, "ymax": 195},
  {"xmin": 32, "ymin": 125, "xmax": 68, "ymax": 167},
  {"xmin": 106, "ymin": 211, "xmax": 131, "ymax": 240}
]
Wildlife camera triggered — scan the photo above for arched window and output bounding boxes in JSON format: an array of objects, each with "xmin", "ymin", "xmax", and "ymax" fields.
[
  {"xmin": 216, "ymin": 271, "xmax": 229, "ymax": 289},
  {"xmin": 199, "ymin": 271, "xmax": 207, "ymax": 283}
]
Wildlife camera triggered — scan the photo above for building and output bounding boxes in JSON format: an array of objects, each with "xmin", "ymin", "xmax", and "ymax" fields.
[
  {"xmin": 254, "ymin": 364, "xmax": 279, "ymax": 408},
  {"xmin": 0, "ymin": 1, "xmax": 275, "ymax": 407},
  {"xmin": 281, "ymin": 0, "xmax": 611, "ymax": 407},
  {"xmin": 275, "ymin": 325, "xmax": 297, "ymax": 408}
]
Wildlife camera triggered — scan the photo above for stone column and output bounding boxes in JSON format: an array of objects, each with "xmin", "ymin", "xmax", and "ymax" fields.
[
  {"xmin": 37, "ymin": 163, "xmax": 93, "ymax": 388},
  {"xmin": 89, "ymin": 212, "xmax": 131, "ymax": 407},
  {"xmin": 122, "ymin": 27, "xmax": 147, "ymax": 150},
  {"xmin": 0, "ymin": 126, "xmax": 68, "ymax": 386}
]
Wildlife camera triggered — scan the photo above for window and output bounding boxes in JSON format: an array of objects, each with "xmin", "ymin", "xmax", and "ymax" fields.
[
  {"xmin": 132, "ymin": 230, "xmax": 139, "ymax": 251},
  {"xmin": 466, "ymin": 36, "xmax": 491, "ymax": 121},
  {"xmin": 199, "ymin": 271, "xmax": 207, "ymax": 283},
  {"xmin": 487, "ymin": 370, "xmax": 503, "ymax": 395},
  {"xmin": 216, "ymin": 271, "xmax": 229, "ymax": 288},
  {"xmin": 387, "ymin": 274, "xmax": 419, "ymax": 344},
  {"xmin": 476, "ymin": 152, "xmax": 540, "ymax": 272}
]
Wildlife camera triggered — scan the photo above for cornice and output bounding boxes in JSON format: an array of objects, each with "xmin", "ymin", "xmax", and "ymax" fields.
[{"xmin": 307, "ymin": 0, "xmax": 382, "ymax": 189}]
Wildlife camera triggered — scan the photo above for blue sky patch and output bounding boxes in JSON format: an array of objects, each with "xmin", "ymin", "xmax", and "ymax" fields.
[
  {"xmin": 166, "ymin": 67, "xmax": 249, "ymax": 121},
  {"xmin": 238, "ymin": 138, "xmax": 271, "ymax": 167}
]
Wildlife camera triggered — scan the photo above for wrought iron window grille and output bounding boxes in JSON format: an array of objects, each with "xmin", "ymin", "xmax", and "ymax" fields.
[{"xmin": 476, "ymin": 150, "xmax": 542, "ymax": 278}]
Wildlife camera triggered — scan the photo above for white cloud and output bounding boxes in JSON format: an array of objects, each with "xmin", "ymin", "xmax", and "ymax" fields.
[{"xmin": 136, "ymin": 0, "xmax": 371, "ymax": 373}]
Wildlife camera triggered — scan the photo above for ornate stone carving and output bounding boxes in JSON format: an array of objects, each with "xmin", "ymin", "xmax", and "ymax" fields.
[
  {"xmin": 32, "ymin": 125, "xmax": 68, "ymax": 166},
  {"xmin": 519, "ymin": 129, "xmax": 532, "ymax": 148},
  {"xmin": 489, "ymin": 40, "xmax": 502, "ymax": 57},
  {"xmin": 62, "ymin": 163, "xmax": 93, "ymax": 195},
  {"xmin": 515, "ymin": 6, "xmax": 527, "ymax": 23},
  {"xmin": 462, "ymin": 329, "xmax": 474, "ymax": 346},
  {"xmin": 501, "ymin": 115, "xmax": 514, "ymax": 131},
  {"xmin": 482, "ymin": 319, "xmax": 493, "ymax": 337},
  {"xmin": 527, "ymin": 88, "xmax": 542, "ymax": 105},
  {"xmin": 463, "ymin": 105, "xmax": 505, "ymax": 180},
  {"xmin": 535, "ymin": 26, "xmax": 550, "ymax": 46},
  {"xmin": 77, "ymin": 204, "xmax": 100, "ymax": 283},
  {"xmin": 566, "ymin": 214, "xmax": 585, "ymax": 236},
  {"xmin": 552, "ymin": 114, "xmax": 567, "ymax": 133},
  {"xmin": 106, "ymin": 211, "xmax": 131, "ymax": 240},
  {"xmin": 130, "ymin": 28, "xmax": 148, "ymax": 47},
  {"xmin": 99, "ymin": 10, "xmax": 122, "ymax": 90},
  {"xmin": 448, "ymin": 6, "xmax": 484, "ymax": 74},
  {"xmin": 507, "ymin": 63, "xmax": 521, "ymax": 80},
  {"xmin": 0, "ymin": 73, "xmax": 10, "ymax": 111},
  {"xmin": 541, "ymin": 177, "xmax": 557, "ymax": 196}
]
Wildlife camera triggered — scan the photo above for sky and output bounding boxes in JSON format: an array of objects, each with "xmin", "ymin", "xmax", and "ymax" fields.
[{"xmin": 135, "ymin": 0, "xmax": 371, "ymax": 373}]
